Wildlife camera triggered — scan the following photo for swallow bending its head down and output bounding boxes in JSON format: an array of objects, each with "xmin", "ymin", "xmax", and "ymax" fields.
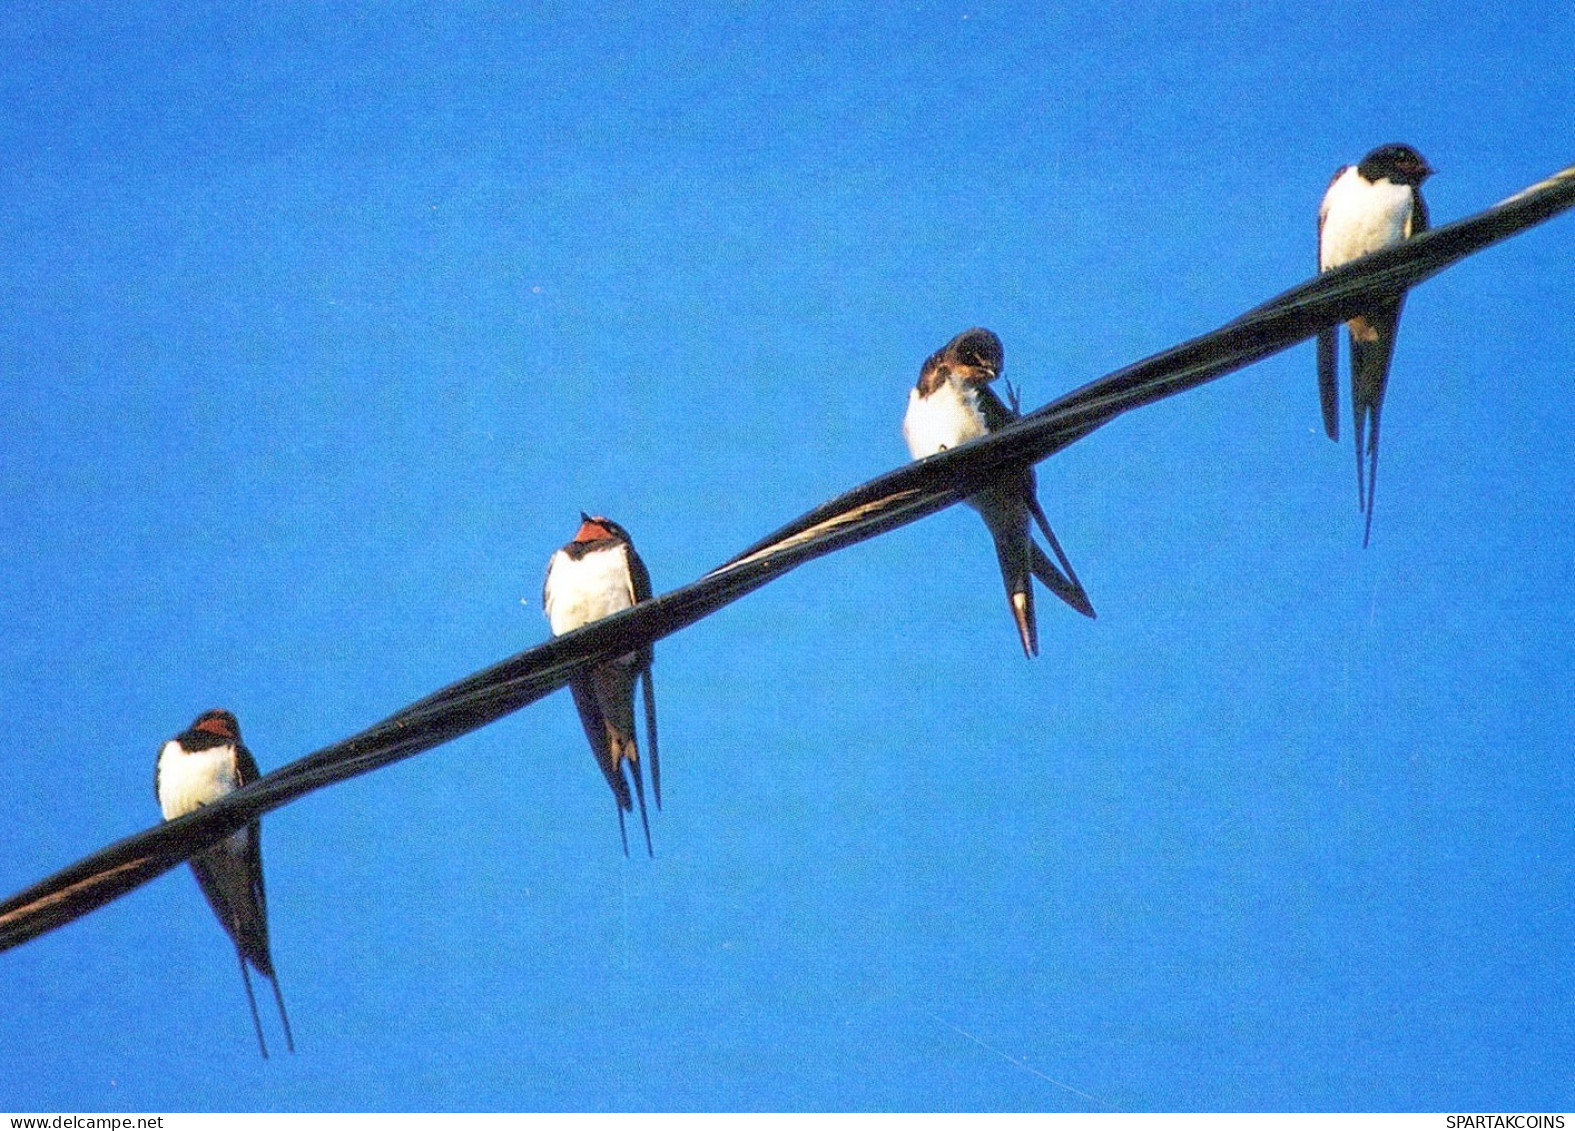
[
  {"xmin": 155, "ymin": 708, "xmax": 294, "ymax": 1058},
  {"xmin": 902, "ymin": 327, "xmax": 1095, "ymax": 658},
  {"xmin": 542, "ymin": 514, "xmax": 660, "ymax": 856},
  {"xmin": 1317, "ymin": 142, "xmax": 1434, "ymax": 547}
]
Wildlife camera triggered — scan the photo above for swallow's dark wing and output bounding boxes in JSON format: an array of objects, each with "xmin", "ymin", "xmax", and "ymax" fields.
[
  {"xmin": 626, "ymin": 544, "xmax": 653, "ymax": 604},
  {"xmin": 641, "ymin": 667, "xmax": 660, "ymax": 811},
  {"xmin": 1318, "ymin": 331, "xmax": 1340, "ymax": 440},
  {"xmin": 186, "ymin": 746, "xmax": 275, "ymax": 978},
  {"xmin": 235, "ymin": 742, "xmax": 260, "ymax": 788},
  {"xmin": 1025, "ymin": 507, "xmax": 1096, "ymax": 620},
  {"xmin": 1410, "ymin": 188, "xmax": 1430, "ymax": 236},
  {"xmin": 228, "ymin": 749, "xmax": 296, "ymax": 1058},
  {"xmin": 232, "ymin": 745, "xmax": 274, "ymax": 976},
  {"xmin": 622, "ymin": 543, "xmax": 660, "ymax": 808},
  {"xmin": 625, "ymin": 544, "xmax": 656, "ymax": 671}
]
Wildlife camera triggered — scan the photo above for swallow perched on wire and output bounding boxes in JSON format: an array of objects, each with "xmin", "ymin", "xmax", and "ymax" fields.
[
  {"xmin": 1317, "ymin": 143, "xmax": 1434, "ymax": 546},
  {"xmin": 542, "ymin": 514, "xmax": 660, "ymax": 856},
  {"xmin": 903, "ymin": 327, "xmax": 1095, "ymax": 657},
  {"xmin": 155, "ymin": 709, "xmax": 294, "ymax": 1058}
]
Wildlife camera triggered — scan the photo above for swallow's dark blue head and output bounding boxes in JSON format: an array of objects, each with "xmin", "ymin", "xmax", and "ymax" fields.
[
  {"xmin": 1359, "ymin": 144, "xmax": 1434, "ymax": 187},
  {"xmin": 945, "ymin": 327, "xmax": 1004, "ymax": 380},
  {"xmin": 917, "ymin": 326, "xmax": 1004, "ymax": 393}
]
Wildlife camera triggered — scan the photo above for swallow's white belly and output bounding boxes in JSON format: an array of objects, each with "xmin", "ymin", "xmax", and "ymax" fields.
[
  {"xmin": 157, "ymin": 741, "xmax": 239, "ymax": 820},
  {"xmin": 904, "ymin": 381, "xmax": 987, "ymax": 460},
  {"xmin": 544, "ymin": 547, "xmax": 634, "ymax": 635},
  {"xmin": 1320, "ymin": 168, "xmax": 1415, "ymax": 270}
]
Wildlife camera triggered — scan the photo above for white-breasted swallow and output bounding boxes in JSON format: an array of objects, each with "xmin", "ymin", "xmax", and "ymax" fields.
[
  {"xmin": 1317, "ymin": 143, "xmax": 1434, "ymax": 546},
  {"xmin": 155, "ymin": 708, "xmax": 294, "ymax": 1058},
  {"xmin": 903, "ymin": 327, "xmax": 1095, "ymax": 658},
  {"xmin": 542, "ymin": 514, "xmax": 660, "ymax": 856}
]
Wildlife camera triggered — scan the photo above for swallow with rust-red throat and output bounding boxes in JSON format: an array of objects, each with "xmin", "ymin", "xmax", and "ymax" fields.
[
  {"xmin": 1317, "ymin": 143, "xmax": 1434, "ymax": 547},
  {"xmin": 155, "ymin": 708, "xmax": 294, "ymax": 1058},
  {"xmin": 903, "ymin": 327, "xmax": 1095, "ymax": 658},
  {"xmin": 542, "ymin": 514, "xmax": 660, "ymax": 856}
]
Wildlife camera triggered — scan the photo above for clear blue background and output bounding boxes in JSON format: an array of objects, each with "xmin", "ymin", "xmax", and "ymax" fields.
[{"xmin": 2, "ymin": 1, "xmax": 1571, "ymax": 1112}]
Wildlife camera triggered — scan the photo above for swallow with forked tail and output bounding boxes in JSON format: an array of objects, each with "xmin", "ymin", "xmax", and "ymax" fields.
[
  {"xmin": 1317, "ymin": 143, "xmax": 1434, "ymax": 546},
  {"xmin": 903, "ymin": 327, "xmax": 1095, "ymax": 657},
  {"xmin": 156, "ymin": 708, "xmax": 295, "ymax": 1058},
  {"xmin": 543, "ymin": 514, "xmax": 660, "ymax": 855}
]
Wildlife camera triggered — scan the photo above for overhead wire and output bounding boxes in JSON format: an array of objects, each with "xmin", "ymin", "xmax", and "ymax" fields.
[{"xmin": 2, "ymin": 162, "xmax": 1571, "ymax": 956}]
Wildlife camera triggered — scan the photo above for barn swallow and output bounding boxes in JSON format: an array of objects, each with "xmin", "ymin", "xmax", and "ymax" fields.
[
  {"xmin": 542, "ymin": 514, "xmax": 660, "ymax": 856},
  {"xmin": 1317, "ymin": 143, "xmax": 1434, "ymax": 546},
  {"xmin": 903, "ymin": 327, "xmax": 1095, "ymax": 658},
  {"xmin": 155, "ymin": 709, "xmax": 294, "ymax": 1058}
]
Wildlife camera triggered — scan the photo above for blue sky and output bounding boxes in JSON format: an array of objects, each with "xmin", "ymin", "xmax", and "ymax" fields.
[{"xmin": 1, "ymin": 1, "xmax": 1572, "ymax": 1112}]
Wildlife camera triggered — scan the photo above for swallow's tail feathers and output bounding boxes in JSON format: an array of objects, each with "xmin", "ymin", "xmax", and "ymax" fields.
[
  {"xmin": 243, "ymin": 842, "xmax": 294, "ymax": 1054},
  {"xmin": 268, "ymin": 969, "xmax": 296, "ymax": 1055},
  {"xmin": 641, "ymin": 668, "xmax": 660, "ymax": 811},
  {"xmin": 1317, "ymin": 326, "xmax": 1340, "ymax": 441},
  {"xmin": 988, "ymin": 531, "xmax": 1038, "ymax": 659},
  {"xmin": 1348, "ymin": 298, "xmax": 1401, "ymax": 547},
  {"xmin": 628, "ymin": 760, "xmax": 654, "ymax": 858},
  {"xmin": 236, "ymin": 946, "xmax": 269, "ymax": 1059},
  {"xmin": 1348, "ymin": 304, "xmax": 1400, "ymax": 426},
  {"xmin": 1025, "ymin": 496, "xmax": 1096, "ymax": 620},
  {"xmin": 1360, "ymin": 405, "xmax": 1383, "ymax": 549},
  {"xmin": 584, "ymin": 664, "xmax": 648, "ymax": 855},
  {"xmin": 1009, "ymin": 586, "xmax": 1038, "ymax": 660},
  {"xmin": 1353, "ymin": 399, "xmax": 1368, "ymax": 519}
]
